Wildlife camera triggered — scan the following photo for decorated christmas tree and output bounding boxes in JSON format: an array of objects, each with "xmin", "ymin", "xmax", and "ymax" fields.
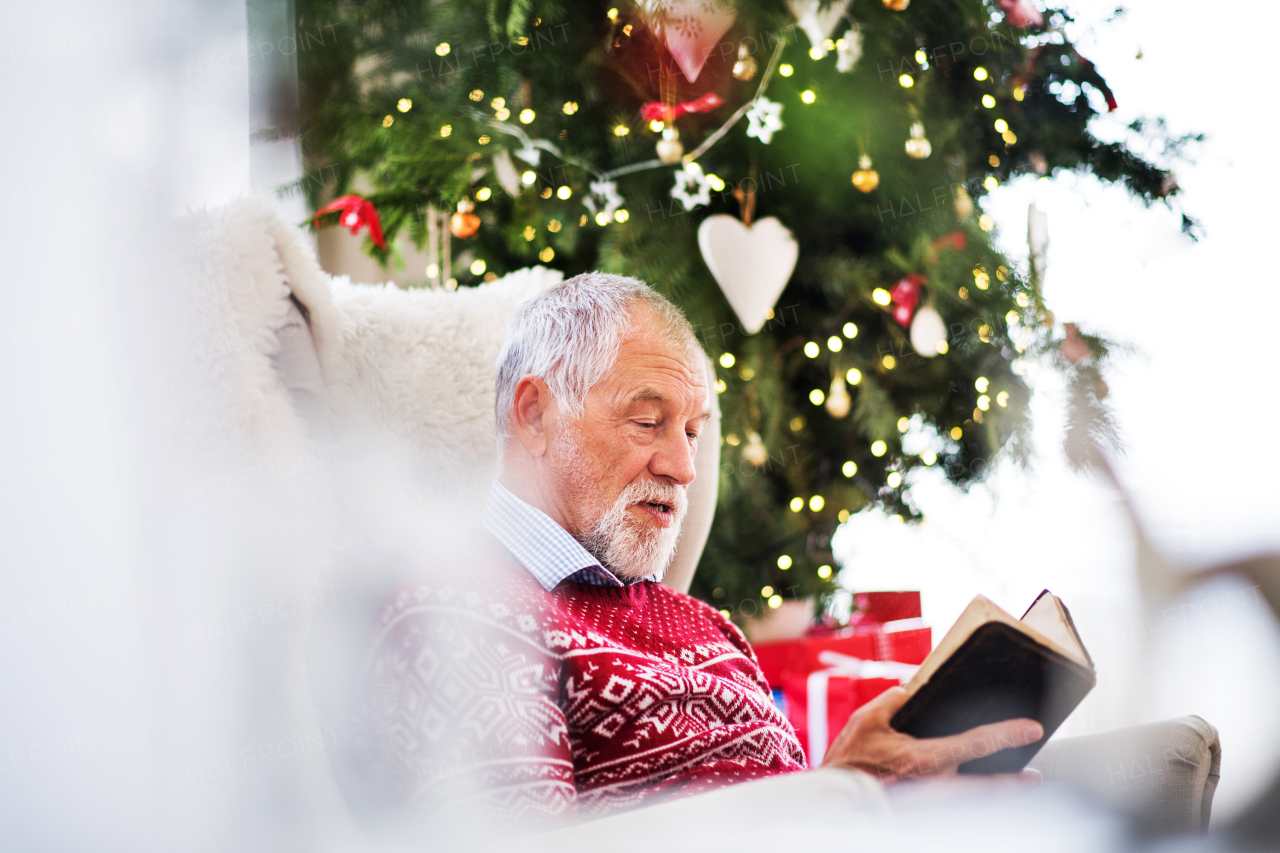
[{"xmin": 293, "ymin": 0, "xmax": 1196, "ymax": 618}]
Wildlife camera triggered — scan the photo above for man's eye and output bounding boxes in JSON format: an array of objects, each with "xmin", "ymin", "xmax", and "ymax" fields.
[{"xmin": 635, "ymin": 421, "xmax": 656, "ymax": 429}]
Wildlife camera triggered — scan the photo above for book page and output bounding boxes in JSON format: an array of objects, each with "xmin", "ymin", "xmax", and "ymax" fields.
[
  {"xmin": 1021, "ymin": 593, "xmax": 1089, "ymax": 667},
  {"xmin": 902, "ymin": 594, "xmax": 1089, "ymax": 695}
]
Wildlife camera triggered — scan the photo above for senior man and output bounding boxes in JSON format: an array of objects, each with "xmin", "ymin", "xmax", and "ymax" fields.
[{"xmin": 361, "ymin": 273, "xmax": 1041, "ymax": 825}]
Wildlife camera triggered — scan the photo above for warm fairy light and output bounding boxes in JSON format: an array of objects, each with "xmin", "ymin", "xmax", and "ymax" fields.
[
  {"xmin": 557, "ymin": 185, "xmax": 572, "ymax": 199},
  {"xmin": 706, "ymin": 174, "xmax": 726, "ymax": 191},
  {"xmin": 872, "ymin": 288, "xmax": 892, "ymax": 306},
  {"xmin": 495, "ymin": 107, "xmax": 510, "ymax": 120},
  {"xmin": 478, "ymin": 135, "xmax": 490, "ymax": 144},
  {"xmin": 809, "ymin": 495, "xmax": 825, "ymax": 511},
  {"xmin": 973, "ymin": 67, "xmax": 988, "ymax": 80},
  {"xmin": 768, "ymin": 595, "xmax": 782, "ymax": 609},
  {"xmin": 740, "ymin": 366, "xmax": 755, "ymax": 380},
  {"xmin": 715, "ymin": 379, "xmax": 727, "ymax": 393},
  {"xmin": 846, "ymin": 367, "xmax": 862, "ymax": 385},
  {"xmin": 397, "ymin": 98, "xmax": 412, "ymax": 112},
  {"xmin": 720, "ymin": 609, "xmax": 731, "ymax": 618},
  {"xmin": 790, "ymin": 416, "xmax": 805, "ymax": 431},
  {"xmin": 915, "ymin": 49, "xmax": 928, "ymax": 64},
  {"xmin": 871, "ymin": 440, "xmax": 887, "ymax": 457},
  {"xmin": 843, "ymin": 322, "xmax": 858, "ymax": 338},
  {"xmin": 801, "ymin": 89, "xmax": 816, "ymax": 103},
  {"xmin": 837, "ymin": 509, "xmax": 850, "ymax": 522},
  {"xmin": 382, "ymin": 115, "xmax": 394, "ymax": 127},
  {"xmin": 470, "ymin": 259, "xmax": 486, "ymax": 275},
  {"xmin": 975, "ymin": 376, "xmax": 989, "ymax": 392},
  {"xmin": 607, "ymin": 7, "xmax": 618, "ymax": 20},
  {"xmin": 440, "ymin": 125, "xmax": 452, "ymax": 137},
  {"xmin": 475, "ymin": 187, "xmax": 491, "ymax": 201},
  {"xmin": 1003, "ymin": 130, "xmax": 1017, "ymax": 144},
  {"xmin": 897, "ymin": 417, "xmax": 909, "ymax": 432},
  {"xmin": 622, "ymin": 24, "xmax": 632, "ymax": 36},
  {"xmin": 937, "ymin": 340, "xmax": 949, "ymax": 354},
  {"xmin": 809, "ymin": 388, "xmax": 825, "ymax": 405},
  {"xmin": 436, "ymin": 43, "xmax": 451, "ymax": 56},
  {"xmin": 595, "ymin": 212, "xmax": 610, "ymax": 226},
  {"xmin": 491, "ymin": 98, "xmax": 505, "ymax": 111},
  {"xmin": 997, "ymin": 391, "xmax": 1010, "ymax": 407},
  {"xmin": 989, "ymin": 154, "xmax": 1001, "ymax": 167},
  {"xmin": 547, "ymin": 219, "xmax": 561, "ymax": 232},
  {"xmin": 519, "ymin": 109, "xmax": 536, "ymax": 124},
  {"xmin": 977, "ymin": 394, "xmax": 991, "ymax": 411},
  {"xmin": 779, "ymin": 63, "xmax": 794, "ymax": 76},
  {"xmin": 922, "ymin": 449, "xmax": 937, "ymax": 465},
  {"xmin": 426, "ymin": 263, "xmax": 438, "ymax": 278},
  {"xmin": 778, "ymin": 555, "xmax": 793, "ymax": 569},
  {"xmin": 649, "ymin": 119, "xmax": 664, "ymax": 132},
  {"xmin": 974, "ymin": 268, "xmax": 990, "ymax": 289},
  {"xmin": 809, "ymin": 46, "xmax": 824, "ymax": 60},
  {"xmin": 523, "ymin": 226, "xmax": 536, "ymax": 241},
  {"xmin": 1006, "ymin": 310, "xmax": 1020, "ymax": 325},
  {"xmin": 725, "ymin": 433, "xmax": 740, "ymax": 446},
  {"xmin": 996, "ymin": 266, "xmax": 1009, "ymax": 281},
  {"xmin": 827, "ymin": 336, "xmax": 842, "ymax": 352},
  {"xmin": 978, "ymin": 324, "xmax": 992, "ymax": 341},
  {"xmin": 614, "ymin": 209, "xmax": 629, "ymax": 222},
  {"xmin": 719, "ymin": 352, "xmax": 735, "ymax": 368},
  {"xmin": 614, "ymin": 124, "xmax": 629, "ymax": 136},
  {"xmin": 950, "ymin": 426, "xmax": 963, "ymax": 440},
  {"xmin": 842, "ymin": 460, "xmax": 857, "ymax": 477},
  {"xmin": 818, "ymin": 564, "xmax": 833, "ymax": 579},
  {"xmin": 521, "ymin": 170, "xmax": 536, "ymax": 185},
  {"xmin": 804, "ymin": 341, "xmax": 820, "ymax": 358},
  {"xmin": 469, "ymin": 89, "xmax": 483, "ymax": 101},
  {"xmin": 887, "ymin": 472, "xmax": 902, "ymax": 488},
  {"xmin": 1012, "ymin": 86, "xmax": 1025, "ymax": 101},
  {"xmin": 899, "ymin": 74, "xmax": 914, "ymax": 88},
  {"xmin": 984, "ymin": 176, "xmax": 998, "ymax": 191},
  {"xmin": 979, "ymin": 214, "xmax": 994, "ymax": 231},
  {"xmin": 563, "ymin": 101, "xmax": 579, "ymax": 114},
  {"xmin": 881, "ymin": 354, "xmax": 896, "ymax": 369},
  {"xmin": 762, "ymin": 585, "xmax": 774, "ymax": 597},
  {"xmin": 790, "ymin": 497, "xmax": 804, "ymax": 512},
  {"xmin": 994, "ymin": 118, "xmax": 1009, "ymax": 133},
  {"xmin": 982, "ymin": 94, "xmax": 996, "ymax": 108},
  {"xmin": 539, "ymin": 247, "xmax": 555, "ymax": 262}
]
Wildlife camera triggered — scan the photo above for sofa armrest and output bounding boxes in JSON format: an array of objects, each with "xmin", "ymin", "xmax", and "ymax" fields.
[{"xmin": 1028, "ymin": 715, "xmax": 1220, "ymax": 835}]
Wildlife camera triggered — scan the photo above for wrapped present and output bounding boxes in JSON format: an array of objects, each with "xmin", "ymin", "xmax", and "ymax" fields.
[
  {"xmin": 850, "ymin": 591, "xmax": 922, "ymax": 626},
  {"xmin": 782, "ymin": 652, "xmax": 920, "ymax": 763},
  {"xmin": 754, "ymin": 632, "xmax": 875, "ymax": 687}
]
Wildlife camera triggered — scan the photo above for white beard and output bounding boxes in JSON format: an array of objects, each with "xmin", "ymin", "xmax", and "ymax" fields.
[{"xmin": 553, "ymin": 424, "xmax": 687, "ymax": 581}]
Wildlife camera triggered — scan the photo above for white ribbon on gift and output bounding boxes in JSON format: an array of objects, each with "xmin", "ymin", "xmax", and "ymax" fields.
[{"xmin": 805, "ymin": 651, "xmax": 920, "ymax": 764}]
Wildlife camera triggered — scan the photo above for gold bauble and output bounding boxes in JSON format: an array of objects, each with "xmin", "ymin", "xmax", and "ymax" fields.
[
  {"xmin": 732, "ymin": 44, "xmax": 758, "ymax": 81},
  {"xmin": 882, "ymin": 0, "xmax": 910, "ymax": 9},
  {"xmin": 851, "ymin": 155, "xmax": 879, "ymax": 193},
  {"xmin": 825, "ymin": 377, "xmax": 852, "ymax": 419},
  {"xmin": 656, "ymin": 127, "xmax": 684, "ymax": 164},
  {"xmin": 742, "ymin": 431, "xmax": 769, "ymax": 467},
  {"xmin": 450, "ymin": 198, "xmax": 480, "ymax": 238},
  {"xmin": 904, "ymin": 122, "xmax": 931, "ymax": 159}
]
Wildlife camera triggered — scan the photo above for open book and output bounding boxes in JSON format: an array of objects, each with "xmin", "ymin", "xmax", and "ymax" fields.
[{"xmin": 889, "ymin": 590, "xmax": 1096, "ymax": 774}]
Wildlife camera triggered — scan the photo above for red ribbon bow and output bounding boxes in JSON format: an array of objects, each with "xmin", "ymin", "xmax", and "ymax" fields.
[
  {"xmin": 640, "ymin": 92, "xmax": 724, "ymax": 124},
  {"xmin": 889, "ymin": 274, "xmax": 927, "ymax": 327},
  {"xmin": 313, "ymin": 194, "xmax": 387, "ymax": 250}
]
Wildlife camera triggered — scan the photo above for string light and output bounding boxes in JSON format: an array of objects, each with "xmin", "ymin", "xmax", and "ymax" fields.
[
  {"xmin": 984, "ymin": 176, "xmax": 998, "ymax": 191},
  {"xmin": 440, "ymin": 125, "xmax": 452, "ymax": 137},
  {"xmin": 1016, "ymin": 292, "xmax": 1030, "ymax": 307},
  {"xmin": 520, "ymin": 109, "xmax": 536, "ymax": 124},
  {"xmin": 719, "ymin": 352, "xmax": 736, "ymax": 368},
  {"xmin": 475, "ymin": 187, "xmax": 491, "ymax": 201},
  {"xmin": 997, "ymin": 391, "xmax": 1010, "ymax": 407},
  {"xmin": 547, "ymin": 219, "xmax": 561, "ymax": 232},
  {"xmin": 801, "ymin": 89, "xmax": 816, "ymax": 103},
  {"xmin": 809, "ymin": 495, "xmax": 825, "ymax": 511},
  {"xmin": 994, "ymin": 119, "xmax": 1009, "ymax": 133},
  {"xmin": 897, "ymin": 417, "xmax": 909, "ymax": 432},
  {"xmin": 557, "ymin": 186, "xmax": 572, "ymax": 199},
  {"xmin": 762, "ymin": 585, "xmax": 774, "ymax": 597},
  {"xmin": 979, "ymin": 214, "xmax": 994, "ymax": 231},
  {"xmin": 521, "ymin": 170, "xmax": 536, "ymax": 185},
  {"xmin": 974, "ymin": 268, "xmax": 990, "ymax": 289},
  {"xmin": 706, "ymin": 174, "xmax": 726, "ymax": 191},
  {"xmin": 982, "ymin": 94, "xmax": 996, "ymax": 108},
  {"xmin": 975, "ymin": 377, "xmax": 989, "ymax": 392},
  {"xmin": 899, "ymin": 74, "xmax": 914, "ymax": 88},
  {"xmin": 809, "ymin": 388, "xmax": 825, "ymax": 405},
  {"xmin": 649, "ymin": 120, "xmax": 664, "ymax": 132},
  {"xmin": 843, "ymin": 322, "xmax": 857, "ymax": 338},
  {"xmin": 614, "ymin": 125, "xmax": 629, "ymax": 136},
  {"xmin": 973, "ymin": 67, "xmax": 988, "ymax": 80},
  {"xmin": 790, "ymin": 416, "xmax": 805, "ymax": 431},
  {"xmin": 397, "ymin": 98, "xmax": 412, "ymax": 112},
  {"xmin": 470, "ymin": 259, "xmax": 486, "ymax": 275},
  {"xmin": 790, "ymin": 497, "xmax": 804, "ymax": 512},
  {"xmin": 872, "ymin": 288, "xmax": 892, "ymax": 306},
  {"xmin": 470, "ymin": 89, "xmax": 483, "ymax": 101},
  {"xmin": 382, "ymin": 115, "xmax": 394, "ymax": 127},
  {"xmin": 563, "ymin": 101, "xmax": 578, "ymax": 114},
  {"xmin": 871, "ymin": 440, "xmax": 887, "ymax": 456},
  {"xmin": 435, "ymin": 42, "xmax": 451, "ymax": 56},
  {"xmin": 977, "ymin": 395, "xmax": 991, "ymax": 411},
  {"xmin": 817, "ymin": 565, "xmax": 833, "ymax": 579},
  {"xmin": 887, "ymin": 472, "xmax": 902, "ymax": 488},
  {"xmin": 715, "ymin": 379, "xmax": 726, "ymax": 393},
  {"xmin": 777, "ymin": 555, "xmax": 793, "ymax": 569},
  {"xmin": 827, "ymin": 336, "xmax": 842, "ymax": 352},
  {"xmin": 922, "ymin": 450, "xmax": 937, "ymax": 465},
  {"xmin": 607, "ymin": 7, "xmax": 618, "ymax": 20},
  {"xmin": 846, "ymin": 367, "xmax": 862, "ymax": 385},
  {"xmin": 614, "ymin": 209, "xmax": 629, "ymax": 222},
  {"xmin": 950, "ymin": 426, "xmax": 963, "ymax": 440},
  {"xmin": 478, "ymin": 135, "xmax": 490, "ymax": 144},
  {"xmin": 837, "ymin": 509, "xmax": 850, "ymax": 522},
  {"xmin": 779, "ymin": 64, "xmax": 794, "ymax": 76},
  {"xmin": 769, "ymin": 595, "xmax": 782, "ymax": 609},
  {"xmin": 595, "ymin": 212, "xmax": 610, "ymax": 226},
  {"xmin": 842, "ymin": 461, "xmax": 857, "ymax": 477},
  {"xmin": 804, "ymin": 341, "xmax": 820, "ymax": 357},
  {"xmin": 539, "ymin": 247, "xmax": 555, "ymax": 262},
  {"xmin": 523, "ymin": 226, "xmax": 535, "ymax": 241},
  {"xmin": 882, "ymin": 354, "xmax": 896, "ymax": 369}
]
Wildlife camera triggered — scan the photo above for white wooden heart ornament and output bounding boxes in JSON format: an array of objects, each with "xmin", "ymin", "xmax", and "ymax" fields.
[{"xmin": 698, "ymin": 214, "xmax": 799, "ymax": 334}]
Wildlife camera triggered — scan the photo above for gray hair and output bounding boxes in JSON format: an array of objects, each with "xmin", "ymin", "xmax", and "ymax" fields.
[{"xmin": 495, "ymin": 272, "xmax": 701, "ymax": 444}]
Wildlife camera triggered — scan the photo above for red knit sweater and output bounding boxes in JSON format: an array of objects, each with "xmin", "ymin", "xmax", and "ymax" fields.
[{"xmin": 360, "ymin": 539, "xmax": 806, "ymax": 824}]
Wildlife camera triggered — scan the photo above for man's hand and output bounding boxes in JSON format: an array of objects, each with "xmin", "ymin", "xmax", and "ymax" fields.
[{"xmin": 821, "ymin": 686, "xmax": 1043, "ymax": 782}]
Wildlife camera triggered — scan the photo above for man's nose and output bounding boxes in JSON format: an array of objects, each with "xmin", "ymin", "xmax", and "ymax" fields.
[{"xmin": 650, "ymin": 429, "xmax": 697, "ymax": 486}]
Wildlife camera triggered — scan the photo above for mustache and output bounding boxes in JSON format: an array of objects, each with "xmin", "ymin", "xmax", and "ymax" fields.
[{"xmin": 619, "ymin": 479, "xmax": 687, "ymax": 516}]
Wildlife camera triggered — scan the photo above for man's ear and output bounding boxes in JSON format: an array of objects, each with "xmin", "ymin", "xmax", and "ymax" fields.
[{"xmin": 510, "ymin": 375, "xmax": 554, "ymax": 458}]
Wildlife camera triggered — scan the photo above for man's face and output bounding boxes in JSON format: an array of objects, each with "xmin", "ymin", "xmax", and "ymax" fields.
[{"xmin": 548, "ymin": 305, "xmax": 710, "ymax": 580}]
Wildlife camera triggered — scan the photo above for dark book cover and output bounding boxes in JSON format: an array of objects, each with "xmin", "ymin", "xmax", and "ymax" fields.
[{"xmin": 888, "ymin": 621, "xmax": 1097, "ymax": 773}]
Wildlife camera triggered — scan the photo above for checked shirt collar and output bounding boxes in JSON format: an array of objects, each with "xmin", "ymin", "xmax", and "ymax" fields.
[{"xmin": 482, "ymin": 479, "xmax": 660, "ymax": 590}]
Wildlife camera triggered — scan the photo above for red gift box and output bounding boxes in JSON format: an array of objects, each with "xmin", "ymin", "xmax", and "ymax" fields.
[
  {"xmin": 850, "ymin": 591, "xmax": 922, "ymax": 626},
  {"xmin": 783, "ymin": 670, "xmax": 899, "ymax": 764},
  {"xmin": 754, "ymin": 633, "xmax": 876, "ymax": 688}
]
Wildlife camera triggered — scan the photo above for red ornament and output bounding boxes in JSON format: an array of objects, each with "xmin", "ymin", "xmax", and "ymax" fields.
[
  {"xmin": 312, "ymin": 194, "xmax": 387, "ymax": 250},
  {"xmin": 450, "ymin": 199, "xmax": 480, "ymax": 239},
  {"xmin": 930, "ymin": 230, "xmax": 967, "ymax": 253},
  {"xmin": 888, "ymin": 274, "xmax": 926, "ymax": 327},
  {"xmin": 996, "ymin": 0, "xmax": 1043, "ymax": 28},
  {"xmin": 640, "ymin": 92, "xmax": 724, "ymax": 124}
]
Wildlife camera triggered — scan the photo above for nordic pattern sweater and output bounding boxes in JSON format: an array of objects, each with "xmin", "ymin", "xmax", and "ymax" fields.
[{"xmin": 360, "ymin": 541, "xmax": 806, "ymax": 825}]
